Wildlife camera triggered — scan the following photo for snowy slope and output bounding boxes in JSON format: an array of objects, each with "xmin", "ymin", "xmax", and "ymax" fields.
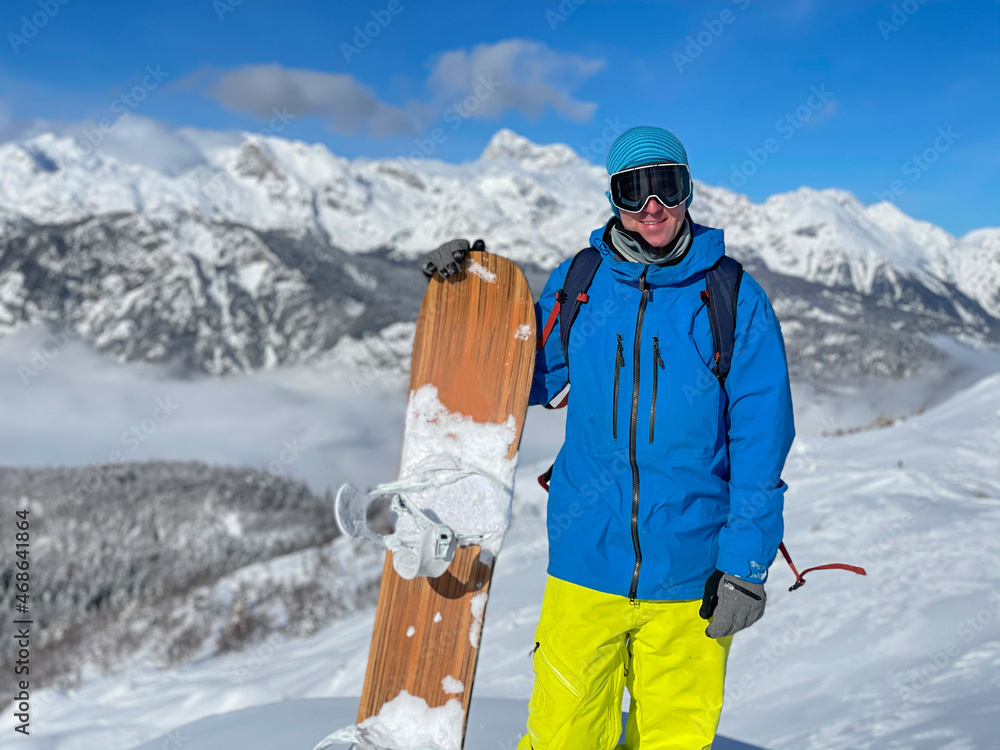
[
  {"xmin": 4, "ymin": 372, "xmax": 998, "ymax": 750},
  {"xmin": 129, "ymin": 698, "xmax": 766, "ymax": 750}
]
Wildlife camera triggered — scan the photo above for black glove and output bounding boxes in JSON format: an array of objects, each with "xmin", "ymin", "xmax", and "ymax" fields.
[
  {"xmin": 699, "ymin": 568, "xmax": 766, "ymax": 638},
  {"xmin": 421, "ymin": 238, "xmax": 484, "ymax": 279}
]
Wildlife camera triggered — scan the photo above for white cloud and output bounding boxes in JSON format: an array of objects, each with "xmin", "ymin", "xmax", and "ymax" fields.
[
  {"xmin": 194, "ymin": 40, "xmax": 605, "ymax": 136},
  {"xmin": 0, "ymin": 324, "xmax": 569, "ymax": 495},
  {"xmin": 207, "ymin": 64, "xmax": 418, "ymax": 137},
  {"xmin": 86, "ymin": 115, "xmax": 207, "ymax": 175},
  {"xmin": 427, "ymin": 39, "xmax": 604, "ymax": 123},
  {"xmin": 0, "ymin": 114, "xmax": 207, "ymax": 176}
]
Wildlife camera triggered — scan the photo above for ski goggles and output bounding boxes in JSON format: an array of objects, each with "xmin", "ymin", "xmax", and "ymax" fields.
[{"xmin": 608, "ymin": 162, "xmax": 692, "ymax": 213}]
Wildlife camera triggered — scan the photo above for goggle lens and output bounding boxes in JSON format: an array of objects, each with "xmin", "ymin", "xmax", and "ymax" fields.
[{"xmin": 610, "ymin": 163, "xmax": 691, "ymax": 212}]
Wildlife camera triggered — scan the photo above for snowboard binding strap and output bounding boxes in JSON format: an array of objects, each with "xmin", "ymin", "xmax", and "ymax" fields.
[{"xmin": 335, "ymin": 466, "xmax": 510, "ymax": 580}]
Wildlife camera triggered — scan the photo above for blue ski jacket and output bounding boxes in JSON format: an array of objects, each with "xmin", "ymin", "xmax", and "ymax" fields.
[{"xmin": 529, "ymin": 221, "xmax": 795, "ymax": 601}]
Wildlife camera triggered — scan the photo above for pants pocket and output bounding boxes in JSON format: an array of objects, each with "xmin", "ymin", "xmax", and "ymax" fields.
[{"xmin": 526, "ymin": 640, "xmax": 587, "ymax": 746}]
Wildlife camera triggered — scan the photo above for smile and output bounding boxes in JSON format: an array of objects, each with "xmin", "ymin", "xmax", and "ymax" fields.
[{"xmin": 642, "ymin": 219, "xmax": 665, "ymax": 226}]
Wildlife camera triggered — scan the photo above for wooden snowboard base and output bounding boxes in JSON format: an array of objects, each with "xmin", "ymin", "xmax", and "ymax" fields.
[{"xmin": 355, "ymin": 250, "xmax": 535, "ymax": 745}]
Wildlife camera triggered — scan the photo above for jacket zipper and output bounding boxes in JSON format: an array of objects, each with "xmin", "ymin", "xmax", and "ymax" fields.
[
  {"xmin": 628, "ymin": 269, "xmax": 650, "ymax": 603},
  {"xmin": 649, "ymin": 336, "xmax": 664, "ymax": 444},
  {"xmin": 613, "ymin": 334, "xmax": 624, "ymax": 440},
  {"xmin": 534, "ymin": 641, "xmax": 583, "ymax": 699}
]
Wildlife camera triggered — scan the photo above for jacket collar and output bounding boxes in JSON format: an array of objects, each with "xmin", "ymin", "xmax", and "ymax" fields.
[{"xmin": 588, "ymin": 219, "xmax": 725, "ymax": 287}]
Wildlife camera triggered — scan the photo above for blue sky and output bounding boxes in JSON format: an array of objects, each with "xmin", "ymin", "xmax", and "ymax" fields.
[{"xmin": 1, "ymin": 0, "xmax": 997, "ymax": 235}]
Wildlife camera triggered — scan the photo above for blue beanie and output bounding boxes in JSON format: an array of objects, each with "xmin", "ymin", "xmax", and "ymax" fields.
[{"xmin": 605, "ymin": 126, "xmax": 692, "ymax": 217}]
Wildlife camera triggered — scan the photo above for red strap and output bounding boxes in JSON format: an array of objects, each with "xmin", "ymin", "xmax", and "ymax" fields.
[
  {"xmin": 537, "ymin": 464, "xmax": 553, "ymax": 491},
  {"xmin": 538, "ymin": 290, "xmax": 570, "ymax": 409},
  {"xmin": 538, "ymin": 296, "xmax": 562, "ymax": 351},
  {"xmin": 538, "ymin": 290, "xmax": 587, "ymax": 351},
  {"xmin": 778, "ymin": 541, "xmax": 866, "ymax": 592},
  {"xmin": 543, "ymin": 392, "xmax": 569, "ymax": 410}
]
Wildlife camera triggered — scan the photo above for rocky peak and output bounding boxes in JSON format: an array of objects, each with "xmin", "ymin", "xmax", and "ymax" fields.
[{"xmin": 479, "ymin": 129, "xmax": 578, "ymax": 170}]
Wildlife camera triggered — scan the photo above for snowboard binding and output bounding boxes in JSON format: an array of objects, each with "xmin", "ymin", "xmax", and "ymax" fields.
[{"xmin": 335, "ymin": 466, "xmax": 502, "ymax": 580}]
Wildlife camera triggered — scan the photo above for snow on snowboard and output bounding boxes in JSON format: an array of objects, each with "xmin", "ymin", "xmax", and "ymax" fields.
[{"xmin": 317, "ymin": 250, "xmax": 536, "ymax": 750}]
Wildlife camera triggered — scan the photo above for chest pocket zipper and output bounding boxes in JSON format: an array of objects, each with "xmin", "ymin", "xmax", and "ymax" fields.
[
  {"xmin": 649, "ymin": 336, "xmax": 664, "ymax": 444},
  {"xmin": 613, "ymin": 334, "xmax": 624, "ymax": 440}
]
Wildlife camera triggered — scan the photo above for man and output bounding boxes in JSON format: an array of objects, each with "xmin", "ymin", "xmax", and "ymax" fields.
[{"xmin": 424, "ymin": 126, "xmax": 794, "ymax": 749}]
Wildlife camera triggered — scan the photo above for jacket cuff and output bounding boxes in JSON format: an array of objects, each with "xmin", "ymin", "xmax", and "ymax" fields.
[{"xmin": 716, "ymin": 548, "xmax": 770, "ymax": 583}]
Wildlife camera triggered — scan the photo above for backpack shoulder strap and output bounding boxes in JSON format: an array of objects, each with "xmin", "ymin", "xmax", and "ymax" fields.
[
  {"xmin": 558, "ymin": 246, "xmax": 602, "ymax": 366},
  {"xmin": 537, "ymin": 246, "xmax": 602, "ymax": 358},
  {"xmin": 702, "ymin": 255, "xmax": 744, "ymax": 386},
  {"xmin": 534, "ymin": 246, "xmax": 601, "ymax": 413}
]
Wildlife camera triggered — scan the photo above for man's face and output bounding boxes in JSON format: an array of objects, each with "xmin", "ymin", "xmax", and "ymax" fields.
[{"xmin": 618, "ymin": 197, "xmax": 686, "ymax": 248}]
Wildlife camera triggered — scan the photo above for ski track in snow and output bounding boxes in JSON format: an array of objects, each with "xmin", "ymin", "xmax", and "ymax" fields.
[{"xmin": 1, "ymin": 373, "xmax": 999, "ymax": 749}]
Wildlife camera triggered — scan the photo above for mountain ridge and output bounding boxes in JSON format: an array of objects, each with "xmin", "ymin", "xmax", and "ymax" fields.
[{"xmin": 0, "ymin": 124, "xmax": 996, "ymax": 376}]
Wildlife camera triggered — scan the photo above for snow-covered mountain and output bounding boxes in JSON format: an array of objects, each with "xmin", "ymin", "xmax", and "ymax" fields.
[{"xmin": 0, "ymin": 126, "xmax": 996, "ymax": 376}]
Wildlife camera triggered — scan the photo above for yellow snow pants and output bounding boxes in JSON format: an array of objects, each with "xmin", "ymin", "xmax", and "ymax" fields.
[{"xmin": 517, "ymin": 576, "xmax": 732, "ymax": 750}]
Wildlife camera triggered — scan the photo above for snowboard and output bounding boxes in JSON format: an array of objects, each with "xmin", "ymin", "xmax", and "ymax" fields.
[{"xmin": 317, "ymin": 249, "xmax": 536, "ymax": 750}]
